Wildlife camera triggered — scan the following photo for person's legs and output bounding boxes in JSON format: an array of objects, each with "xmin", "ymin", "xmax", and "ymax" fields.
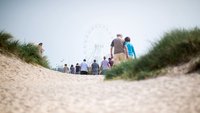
[
  {"xmin": 102, "ymin": 69, "xmax": 108, "ymax": 75},
  {"xmin": 81, "ymin": 71, "xmax": 87, "ymax": 75},
  {"xmin": 114, "ymin": 53, "xmax": 120, "ymax": 65},
  {"xmin": 80, "ymin": 71, "xmax": 84, "ymax": 75},
  {"xmin": 128, "ymin": 54, "xmax": 133, "ymax": 59},
  {"xmin": 119, "ymin": 53, "xmax": 126, "ymax": 62},
  {"xmin": 114, "ymin": 53, "xmax": 126, "ymax": 65},
  {"xmin": 95, "ymin": 71, "xmax": 99, "ymax": 75},
  {"xmin": 93, "ymin": 71, "xmax": 98, "ymax": 75},
  {"xmin": 92, "ymin": 71, "xmax": 96, "ymax": 75}
]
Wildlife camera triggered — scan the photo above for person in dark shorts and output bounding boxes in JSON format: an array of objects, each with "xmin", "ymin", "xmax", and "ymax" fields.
[
  {"xmin": 80, "ymin": 59, "xmax": 89, "ymax": 75},
  {"xmin": 75, "ymin": 63, "xmax": 81, "ymax": 74},
  {"xmin": 91, "ymin": 60, "xmax": 100, "ymax": 75},
  {"xmin": 70, "ymin": 65, "xmax": 75, "ymax": 74}
]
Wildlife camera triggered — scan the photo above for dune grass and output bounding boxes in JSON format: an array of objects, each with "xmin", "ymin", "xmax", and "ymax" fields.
[
  {"xmin": 106, "ymin": 27, "xmax": 200, "ymax": 80},
  {"xmin": 0, "ymin": 31, "xmax": 49, "ymax": 68}
]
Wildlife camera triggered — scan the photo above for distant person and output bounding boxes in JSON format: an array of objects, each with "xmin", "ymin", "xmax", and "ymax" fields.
[
  {"xmin": 75, "ymin": 63, "xmax": 81, "ymax": 74},
  {"xmin": 63, "ymin": 64, "xmax": 69, "ymax": 73},
  {"xmin": 101, "ymin": 56, "xmax": 110, "ymax": 75},
  {"xmin": 125, "ymin": 37, "xmax": 136, "ymax": 59},
  {"xmin": 110, "ymin": 34, "xmax": 128, "ymax": 65},
  {"xmin": 80, "ymin": 59, "xmax": 89, "ymax": 75},
  {"xmin": 91, "ymin": 60, "xmax": 100, "ymax": 75},
  {"xmin": 38, "ymin": 43, "xmax": 44, "ymax": 57},
  {"xmin": 70, "ymin": 65, "xmax": 75, "ymax": 74},
  {"xmin": 108, "ymin": 58, "xmax": 114, "ymax": 67}
]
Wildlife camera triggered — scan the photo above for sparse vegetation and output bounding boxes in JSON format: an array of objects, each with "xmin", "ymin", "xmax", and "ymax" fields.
[
  {"xmin": 106, "ymin": 27, "xmax": 200, "ymax": 80},
  {"xmin": 0, "ymin": 31, "xmax": 49, "ymax": 68}
]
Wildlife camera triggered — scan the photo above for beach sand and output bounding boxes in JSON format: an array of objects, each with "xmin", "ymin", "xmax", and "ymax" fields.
[{"xmin": 0, "ymin": 54, "xmax": 200, "ymax": 113}]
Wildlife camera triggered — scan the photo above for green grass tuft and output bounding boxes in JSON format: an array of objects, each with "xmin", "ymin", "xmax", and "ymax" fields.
[
  {"xmin": 106, "ymin": 27, "xmax": 200, "ymax": 80},
  {"xmin": 0, "ymin": 31, "xmax": 49, "ymax": 68}
]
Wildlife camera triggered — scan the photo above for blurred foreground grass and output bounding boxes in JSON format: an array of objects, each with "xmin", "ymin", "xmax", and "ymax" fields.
[{"xmin": 106, "ymin": 27, "xmax": 200, "ymax": 80}]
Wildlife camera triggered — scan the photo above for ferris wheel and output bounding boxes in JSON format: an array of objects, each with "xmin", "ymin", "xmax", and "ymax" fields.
[{"xmin": 83, "ymin": 24, "xmax": 113, "ymax": 64}]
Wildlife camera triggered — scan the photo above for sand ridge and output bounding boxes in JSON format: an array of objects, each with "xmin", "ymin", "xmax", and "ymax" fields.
[{"xmin": 0, "ymin": 54, "xmax": 200, "ymax": 113}]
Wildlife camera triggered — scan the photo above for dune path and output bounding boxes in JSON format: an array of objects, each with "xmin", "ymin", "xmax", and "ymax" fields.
[{"xmin": 0, "ymin": 54, "xmax": 200, "ymax": 113}]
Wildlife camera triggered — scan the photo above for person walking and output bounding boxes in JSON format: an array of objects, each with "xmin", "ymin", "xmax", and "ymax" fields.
[
  {"xmin": 63, "ymin": 64, "xmax": 69, "ymax": 73},
  {"xmin": 101, "ymin": 56, "xmax": 110, "ymax": 75},
  {"xmin": 37, "ymin": 43, "xmax": 44, "ymax": 57},
  {"xmin": 70, "ymin": 65, "xmax": 75, "ymax": 74},
  {"xmin": 75, "ymin": 63, "xmax": 81, "ymax": 74},
  {"xmin": 110, "ymin": 34, "xmax": 128, "ymax": 65},
  {"xmin": 80, "ymin": 59, "xmax": 89, "ymax": 75},
  {"xmin": 91, "ymin": 60, "xmax": 100, "ymax": 75},
  {"xmin": 124, "ymin": 37, "xmax": 136, "ymax": 59}
]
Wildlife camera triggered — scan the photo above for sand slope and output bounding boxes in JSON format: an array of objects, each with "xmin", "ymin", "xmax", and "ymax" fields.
[{"xmin": 0, "ymin": 54, "xmax": 200, "ymax": 113}]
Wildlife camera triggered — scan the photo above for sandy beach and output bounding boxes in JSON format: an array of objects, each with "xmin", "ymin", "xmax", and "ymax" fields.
[{"xmin": 0, "ymin": 53, "xmax": 200, "ymax": 113}]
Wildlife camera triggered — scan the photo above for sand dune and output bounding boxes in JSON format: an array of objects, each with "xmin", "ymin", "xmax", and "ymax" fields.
[{"xmin": 0, "ymin": 53, "xmax": 200, "ymax": 113}]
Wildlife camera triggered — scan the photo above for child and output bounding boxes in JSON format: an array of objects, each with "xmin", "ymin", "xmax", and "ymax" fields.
[{"xmin": 124, "ymin": 37, "xmax": 136, "ymax": 59}]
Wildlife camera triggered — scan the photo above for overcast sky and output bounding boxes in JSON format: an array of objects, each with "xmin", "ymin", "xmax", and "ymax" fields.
[{"xmin": 0, "ymin": 0, "xmax": 200, "ymax": 67}]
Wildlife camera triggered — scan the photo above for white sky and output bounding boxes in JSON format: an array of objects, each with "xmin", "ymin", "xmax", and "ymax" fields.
[{"xmin": 0, "ymin": 0, "xmax": 200, "ymax": 67}]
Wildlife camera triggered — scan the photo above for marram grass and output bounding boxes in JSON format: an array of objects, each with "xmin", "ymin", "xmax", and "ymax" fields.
[
  {"xmin": 106, "ymin": 27, "xmax": 200, "ymax": 80},
  {"xmin": 0, "ymin": 31, "xmax": 49, "ymax": 68}
]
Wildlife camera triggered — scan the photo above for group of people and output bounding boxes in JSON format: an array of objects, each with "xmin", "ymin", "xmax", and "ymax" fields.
[
  {"xmin": 111, "ymin": 34, "xmax": 136, "ymax": 65},
  {"xmin": 37, "ymin": 34, "xmax": 136, "ymax": 75},
  {"xmin": 63, "ymin": 56, "xmax": 113, "ymax": 75},
  {"xmin": 63, "ymin": 33, "xmax": 136, "ymax": 75}
]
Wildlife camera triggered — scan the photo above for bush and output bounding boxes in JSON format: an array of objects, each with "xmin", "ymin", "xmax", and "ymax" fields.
[
  {"xmin": 106, "ymin": 27, "xmax": 200, "ymax": 80},
  {"xmin": 0, "ymin": 31, "xmax": 49, "ymax": 68}
]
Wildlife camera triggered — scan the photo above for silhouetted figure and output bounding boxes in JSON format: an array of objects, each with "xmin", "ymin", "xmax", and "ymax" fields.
[
  {"xmin": 38, "ymin": 43, "xmax": 44, "ymax": 57},
  {"xmin": 75, "ymin": 63, "xmax": 81, "ymax": 74},
  {"xmin": 80, "ymin": 59, "xmax": 89, "ymax": 75},
  {"xmin": 63, "ymin": 64, "xmax": 69, "ymax": 73},
  {"xmin": 91, "ymin": 60, "xmax": 99, "ymax": 75},
  {"xmin": 101, "ymin": 56, "xmax": 110, "ymax": 75},
  {"xmin": 70, "ymin": 65, "xmax": 75, "ymax": 74}
]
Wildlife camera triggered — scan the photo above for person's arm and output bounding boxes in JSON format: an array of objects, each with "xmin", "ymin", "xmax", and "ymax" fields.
[
  {"xmin": 107, "ymin": 62, "xmax": 111, "ymax": 68},
  {"xmin": 80, "ymin": 63, "xmax": 82, "ymax": 71},
  {"xmin": 110, "ymin": 40, "xmax": 114, "ymax": 58},
  {"xmin": 123, "ymin": 42, "xmax": 128, "ymax": 59},
  {"xmin": 132, "ymin": 46, "xmax": 136, "ymax": 59},
  {"xmin": 124, "ymin": 45, "xmax": 128, "ymax": 59},
  {"xmin": 42, "ymin": 48, "xmax": 45, "ymax": 53},
  {"xmin": 110, "ymin": 47, "xmax": 113, "ymax": 58},
  {"xmin": 100, "ymin": 61, "xmax": 103, "ymax": 71}
]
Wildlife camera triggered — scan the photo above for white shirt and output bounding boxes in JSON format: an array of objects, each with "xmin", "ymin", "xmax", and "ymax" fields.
[{"xmin": 80, "ymin": 62, "xmax": 88, "ymax": 72}]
